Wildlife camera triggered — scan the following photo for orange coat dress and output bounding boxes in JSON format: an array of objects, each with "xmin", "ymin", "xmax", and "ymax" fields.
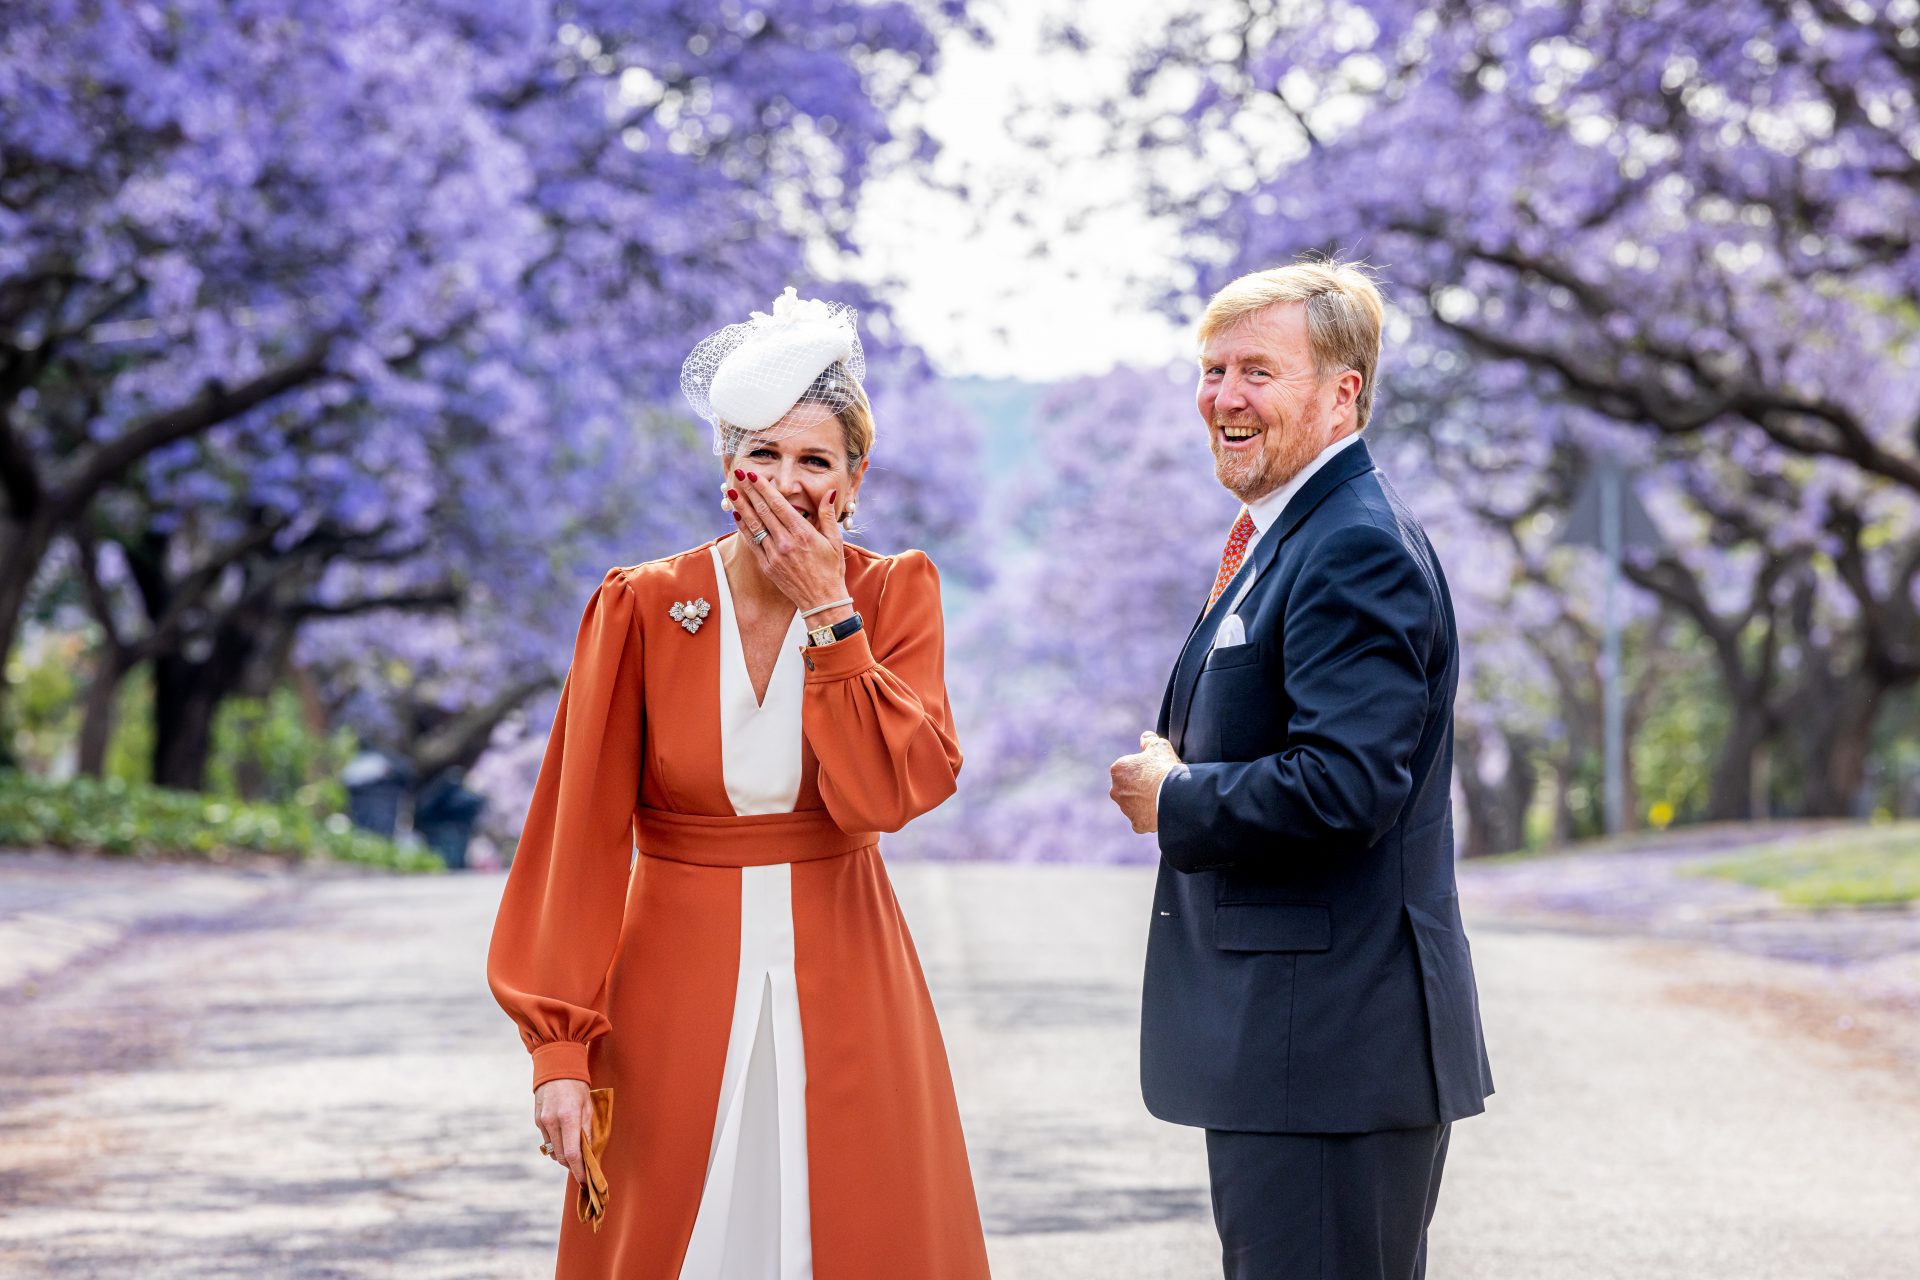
[{"xmin": 486, "ymin": 534, "xmax": 991, "ymax": 1280}]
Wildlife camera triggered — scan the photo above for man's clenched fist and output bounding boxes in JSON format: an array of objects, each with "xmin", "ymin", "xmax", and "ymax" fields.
[{"xmin": 1109, "ymin": 730, "xmax": 1182, "ymax": 835}]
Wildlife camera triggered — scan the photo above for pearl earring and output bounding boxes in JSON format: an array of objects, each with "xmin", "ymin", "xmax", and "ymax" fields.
[{"xmin": 720, "ymin": 480, "xmax": 734, "ymax": 513}]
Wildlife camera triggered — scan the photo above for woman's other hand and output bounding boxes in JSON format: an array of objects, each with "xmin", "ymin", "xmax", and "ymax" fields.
[{"xmin": 533, "ymin": 1077, "xmax": 593, "ymax": 1185}]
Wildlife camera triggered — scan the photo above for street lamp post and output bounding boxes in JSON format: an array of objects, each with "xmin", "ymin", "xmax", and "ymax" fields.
[{"xmin": 1560, "ymin": 454, "xmax": 1663, "ymax": 836}]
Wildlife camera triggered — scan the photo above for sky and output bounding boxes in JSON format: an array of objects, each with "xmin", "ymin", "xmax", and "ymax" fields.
[{"xmin": 851, "ymin": 1, "xmax": 1195, "ymax": 381}]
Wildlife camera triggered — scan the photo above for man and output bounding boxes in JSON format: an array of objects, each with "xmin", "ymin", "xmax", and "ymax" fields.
[{"xmin": 1109, "ymin": 259, "xmax": 1493, "ymax": 1279}]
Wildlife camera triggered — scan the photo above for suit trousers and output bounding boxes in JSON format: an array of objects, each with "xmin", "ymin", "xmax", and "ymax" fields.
[{"xmin": 1203, "ymin": 1123, "xmax": 1450, "ymax": 1280}]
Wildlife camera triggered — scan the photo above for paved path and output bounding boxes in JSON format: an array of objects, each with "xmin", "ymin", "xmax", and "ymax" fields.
[{"xmin": 2, "ymin": 850, "xmax": 1918, "ymax": 1277}]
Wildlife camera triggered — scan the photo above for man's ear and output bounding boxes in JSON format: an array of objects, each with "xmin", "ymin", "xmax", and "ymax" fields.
[{"xmin": 1332, "ymin": 369, "xmax": 1363, "ymax": 428}]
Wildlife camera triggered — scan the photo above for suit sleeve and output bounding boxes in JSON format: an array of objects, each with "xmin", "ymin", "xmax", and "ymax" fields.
[
  {"xmin": 1157, "ymin": 523, "xmax": 1434, "ymax": 872},
  {"xmin": 486, "ymin": 568, "xmax": 643, "ymax": 1090},
  {"xmin": 802, "ymin": 550, "xmax": 963, "ymax": 833}
]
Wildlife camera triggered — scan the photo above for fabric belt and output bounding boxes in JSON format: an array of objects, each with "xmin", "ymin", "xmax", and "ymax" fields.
[{"xmin": 633, "ymin": 806, "xmax": 878, "ymax": 867}]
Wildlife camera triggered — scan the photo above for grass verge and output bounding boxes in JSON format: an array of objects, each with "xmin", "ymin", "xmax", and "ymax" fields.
[
  {"xmin": 0, "ymin": 769, "xmax": 442, "ymax": 873},
  {"xmin": 1688, "ymin": 824, "xmax": 1920, "ymax": 907}
]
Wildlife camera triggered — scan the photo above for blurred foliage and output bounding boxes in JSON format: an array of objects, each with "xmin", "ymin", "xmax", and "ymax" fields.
[
  {"xmin": 1691, "ymin": 825, "xmax": 1920, "ymax": 907},
  {"xmin": 206, "ymin": 685, "xmax": 358, "ymax": 808},
  {"xmin": 0, "ymin": 769, "xmax": 440, "ymax": 872},
  {"xmin": 2, "ymin": 631, "xmax": 86, "ymax": 774},
  {"xmin": 1630, "ymin": 646, "xmax": 1727, "ymax": 830},
  {"xmin": 1862, "ymin": 687, "xmax": 1920, "ymax": 820},
  {"xmin": 8, "ymin": 638, "xmax": 360, "ymax": 807},
  {"xmin": 105, "ymin": 663, "xmax": 151, "ymax": 785},
  {"xmin": 1511, "ymin": 616, "xmax": 1722, "ymax": 852}
]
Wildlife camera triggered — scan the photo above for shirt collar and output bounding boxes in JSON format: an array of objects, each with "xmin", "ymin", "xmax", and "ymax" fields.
[{"xmin": 1244, "ymin": 431, "xmax": 1364, "ymax": 534}]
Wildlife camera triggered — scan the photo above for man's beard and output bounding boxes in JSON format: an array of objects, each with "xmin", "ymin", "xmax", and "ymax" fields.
[
  {"xmin": 1211, "ymin": 415, "xmax": 1323, "ymax": 503},
  {"xmin": 1211, "ymin": 435, "xmax": 1276, "ymax": 501}
]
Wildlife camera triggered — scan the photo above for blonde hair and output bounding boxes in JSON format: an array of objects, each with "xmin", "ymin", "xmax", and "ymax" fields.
[
  {"xmin": 1198, "ymin": 258, "xmax": 1386, "ymax": 431},
  {"xmin": 833, "ymin": 376, "xmax": 874, "ymax": 469}
]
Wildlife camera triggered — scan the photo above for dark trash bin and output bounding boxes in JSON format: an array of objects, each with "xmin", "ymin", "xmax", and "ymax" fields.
[
  {"xmin": 342, "ymin": 750, "xmax": 414, "ymax": 838},
  {"xmin": 413, "ymin": 768, "xmax": 486, "ymax": 870}
]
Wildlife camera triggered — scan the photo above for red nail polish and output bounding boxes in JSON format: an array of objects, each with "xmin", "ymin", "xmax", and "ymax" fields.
[
  {"xmin": 732, "ymin": 511, "xmax": 740, "ymax": 522},
  {"xmin": 727, "ymin": 489, "xmax": 738, "ymax": 500},
  {"xmin": 828, "ymin": 490, "xmax": 837, "ymax": 505},
  {"xmin": 734, "ymin": 469, "xmax": 744, "ymax": 481},
  {"xmin": 748, "ymin": 472, "xmax": 758, "ymax": 482}
]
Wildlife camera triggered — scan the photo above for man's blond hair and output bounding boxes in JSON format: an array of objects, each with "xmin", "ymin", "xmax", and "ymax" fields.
[{"xmin": 1198, "ymin": 258, "xmax": 1387, "ymax": 431}]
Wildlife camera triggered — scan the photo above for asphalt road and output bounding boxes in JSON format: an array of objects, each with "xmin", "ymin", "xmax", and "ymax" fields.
[{"xmin": 2, "ymin": 851, "xmax": 1917, "ymax": 1278}]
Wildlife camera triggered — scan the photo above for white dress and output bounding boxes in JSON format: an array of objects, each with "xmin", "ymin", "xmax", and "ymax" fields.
[{"xmin": 676, "ymin": 545, "xmax": 813, "ymax": 1280}]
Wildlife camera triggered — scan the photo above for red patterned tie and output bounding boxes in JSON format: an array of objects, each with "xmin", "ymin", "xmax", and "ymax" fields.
[{"xmin": 1205, "ymin": 507, "xmax": 1257, "ymax": 614}]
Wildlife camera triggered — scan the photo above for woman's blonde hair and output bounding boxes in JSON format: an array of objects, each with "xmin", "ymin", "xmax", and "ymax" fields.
[
  {"xmin": 1197, "ymin": 258, "xmax": 1386, "ymax": 431},
  {"xmin": 830, "ymin": 377, "xmax": 873, "ymax": 526},
  {"xmin": 833, "ymin": 376, "xmax": 874, "ymax": 470}
]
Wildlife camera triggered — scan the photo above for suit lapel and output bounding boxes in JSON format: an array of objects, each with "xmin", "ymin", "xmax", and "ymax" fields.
[
  {"xmin": 1164, "ymin": 438, "xmax": 1378, "ymax": 751},
  {"xmin": 1165, "ymin": 584, "xmax": 1237, "ymax": 749}
]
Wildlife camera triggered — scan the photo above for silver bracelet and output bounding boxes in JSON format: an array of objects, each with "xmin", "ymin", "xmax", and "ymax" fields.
[{"xmin": 801, "ymin": 596, "xmax": 854, "ymax": 619}]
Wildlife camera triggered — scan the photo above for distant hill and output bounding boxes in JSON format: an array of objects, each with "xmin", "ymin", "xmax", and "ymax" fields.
[{"xmin": 943, "ymin": 376, "xmax": 1049, "ymax": 480}]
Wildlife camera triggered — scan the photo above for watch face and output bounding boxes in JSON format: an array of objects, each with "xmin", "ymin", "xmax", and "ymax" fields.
[{"xmin": 809, "ymin": 625, "xmax": 836, "ymax": 646}]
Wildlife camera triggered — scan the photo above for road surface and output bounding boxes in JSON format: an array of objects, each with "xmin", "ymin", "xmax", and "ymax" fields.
[{"xmin": 2, "ymin": 850, "xmax": 1916, "ymax": 1277}]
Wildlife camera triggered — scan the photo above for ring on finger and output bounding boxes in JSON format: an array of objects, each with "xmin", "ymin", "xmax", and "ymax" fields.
[{"xmin": 751, "ymin": 527, "xmax": 770, "ymax": 545}]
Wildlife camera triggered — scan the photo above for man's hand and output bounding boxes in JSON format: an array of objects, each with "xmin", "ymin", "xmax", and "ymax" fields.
[{"xmin": 1109, "ymin": 730, "xmax": 1182, "ymax": 834}]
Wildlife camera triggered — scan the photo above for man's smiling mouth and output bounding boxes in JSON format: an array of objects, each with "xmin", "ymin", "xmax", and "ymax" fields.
[{"xmin": 1217, "ymin": 423, "xmax": 1263, "ymax": 444}]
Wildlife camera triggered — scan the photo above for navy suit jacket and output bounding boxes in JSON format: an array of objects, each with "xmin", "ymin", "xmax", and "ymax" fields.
[{"xmin": 1142, "ymin": 437, "xmax": 1494, "ymax": 1133}]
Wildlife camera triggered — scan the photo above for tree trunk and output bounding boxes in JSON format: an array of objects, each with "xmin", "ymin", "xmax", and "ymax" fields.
[
  {"xmin": 149, "ymin": 619, "xmax": 264, "ymax": 792},
  {"xmin": 1487, "ymin": 744, "xmax": 1537, "ymax": 856},
  {"xmin": 1706, "ymin": 700, "xmax": 1771, "ymax": 821},
  {"xmin": 1455, "ymin": 721, "xmax": 1535, "ymax": 857},
  {"xmin": 75, "ymin": 649, "xmax": 129, "ymax": 777},
  {"xmin": 1796, "ymin": 679, "xmax": 1886, "ymax": 817},
  {"xmin": 151, "ymin": 653, "xmax": 224, "ymax": 791},
  {"xmin": 0, "ymin": 512, "xmax": 65, "ymax": 764}
]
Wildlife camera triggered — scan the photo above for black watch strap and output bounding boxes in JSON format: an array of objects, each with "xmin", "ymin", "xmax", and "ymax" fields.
[{"xmin": 829, "ymin": 612, "xmax": 863, "ymax": 642}]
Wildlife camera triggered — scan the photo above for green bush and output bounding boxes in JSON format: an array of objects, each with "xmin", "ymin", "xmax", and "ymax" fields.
[{"xmin": 0, "ymin": 769, "xmax": 442, "ymax": 873}]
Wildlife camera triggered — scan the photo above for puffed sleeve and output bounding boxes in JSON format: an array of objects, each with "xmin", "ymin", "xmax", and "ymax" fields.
[
  {"xmin": 802, "ymin": 550, "xmax": 962, "ymax": 833},
  {"xmin": 486, "ymin": 567, "xmax": 643, "ymax": 1091}
]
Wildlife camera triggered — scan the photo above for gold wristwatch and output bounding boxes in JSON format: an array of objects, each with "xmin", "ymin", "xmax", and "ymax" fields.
[{"xmin": 807, "ymin": 613, "xmax": 863, "ymax": 647}]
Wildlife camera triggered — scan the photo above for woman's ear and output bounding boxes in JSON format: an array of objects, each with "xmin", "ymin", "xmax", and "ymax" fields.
[{"xmin": 841, "ymin": 457, "xmax": 870, "ymax": 525}]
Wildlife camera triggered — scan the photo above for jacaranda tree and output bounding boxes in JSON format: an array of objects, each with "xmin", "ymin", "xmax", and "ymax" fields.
[
  {"xmin": 1, "ymin": 0, "xmax": 966, "ymax": 784},
  {"xmin": 1108, "ymin": 0, "xmax": 1920, "ymax": 821}
]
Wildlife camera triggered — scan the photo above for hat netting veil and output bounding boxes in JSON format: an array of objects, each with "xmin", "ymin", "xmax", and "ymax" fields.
[{"xmin": 680, "ymin": 287, "xmax": 867, "ymax": 456}]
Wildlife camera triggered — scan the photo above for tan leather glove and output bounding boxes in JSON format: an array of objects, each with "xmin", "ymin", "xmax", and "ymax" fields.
[{"xmin": 575, "ymin": 1087, "xmax": 614, "ymax": 1231}]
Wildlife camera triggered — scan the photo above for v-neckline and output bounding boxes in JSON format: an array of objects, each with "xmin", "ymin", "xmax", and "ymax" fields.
[{"xmin": 710, "ymin": 543, "xmax": 802, "ymax": 711}]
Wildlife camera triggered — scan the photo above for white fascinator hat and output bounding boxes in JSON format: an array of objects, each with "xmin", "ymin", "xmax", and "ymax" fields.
[{"xmin": 680, "ymin": 287, "xmax": 867, "ymax": 455}]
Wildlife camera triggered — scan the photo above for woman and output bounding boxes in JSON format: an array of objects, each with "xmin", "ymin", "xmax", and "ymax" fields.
[{"xmin": 486, "ymin": 289, "xmax": 991, "ymax": 1279}]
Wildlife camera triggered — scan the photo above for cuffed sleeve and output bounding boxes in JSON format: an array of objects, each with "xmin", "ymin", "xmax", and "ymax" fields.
[
  {"xmin": 802, "ymin": 550, "xmax": 962, "ymax": 833},
  {"xmin": 486, "ymin": 567, "xmax": 644, "ymax": 1091},
  {"xmin": 1158, "ymin": 524, "xmax": 1433, "ymax": 871}
]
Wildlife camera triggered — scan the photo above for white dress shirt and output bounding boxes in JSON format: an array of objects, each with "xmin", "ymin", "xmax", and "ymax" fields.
[
  {"xmin": 1219, "ymin": 430, "xmax": 1363, "ymax": 613},
  {"xmin": 1153, "ymin": 431, "xmax": 1365, "ymax": 818}
]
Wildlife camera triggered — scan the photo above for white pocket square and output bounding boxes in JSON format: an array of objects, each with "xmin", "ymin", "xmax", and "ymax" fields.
[{"xmin": 1211, "ymin": 614, "xmax": 1247, "ymax": 651}]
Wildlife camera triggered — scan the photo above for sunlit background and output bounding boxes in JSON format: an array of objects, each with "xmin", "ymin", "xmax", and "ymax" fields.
[
  {"xmin": 12, "ymin": 0, "xmax": 1920, "ymax": 886},
  {"xmin": 7, "ymin": 3, "xmax": 1920, "ymax": 1277}
]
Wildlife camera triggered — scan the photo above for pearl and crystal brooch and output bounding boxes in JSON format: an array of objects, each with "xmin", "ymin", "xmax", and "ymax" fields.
[{"xmin": 668, "ymin": 599, "xmax": 711, "ymax": 634}]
